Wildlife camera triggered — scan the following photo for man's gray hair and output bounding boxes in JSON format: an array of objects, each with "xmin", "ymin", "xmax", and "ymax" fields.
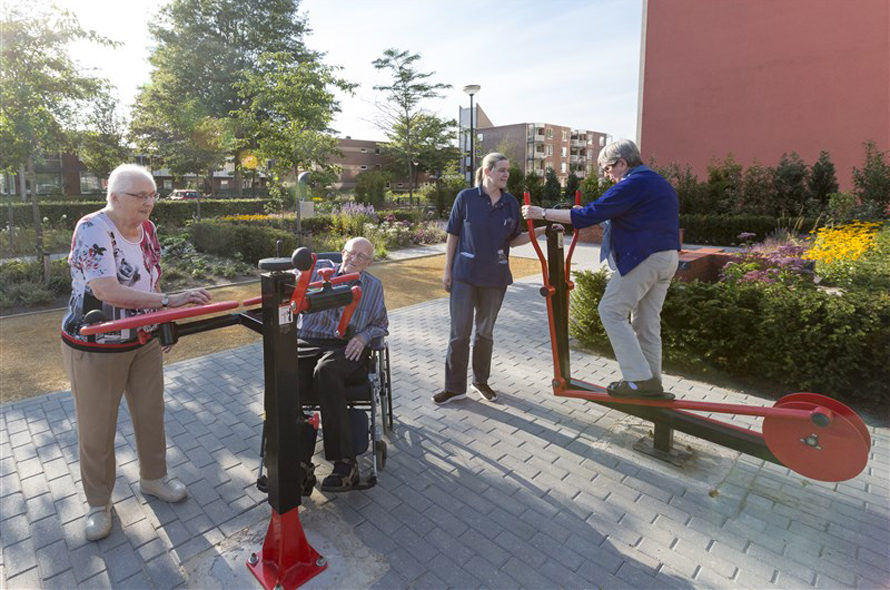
[
  {"xmin": 597, "ymin": 139, "xmax": 643, "ymax": 169},
  {"xmin": 106, "ymin": 164, "xmax": 156, "ymax": 204}
]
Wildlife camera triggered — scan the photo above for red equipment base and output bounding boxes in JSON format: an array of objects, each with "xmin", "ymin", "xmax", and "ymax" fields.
[
  {"xmin": 762, "ymin": 392, "xmax": 871, "ymax": 482},
  {"xmin": 247, "ymin": 508, "xmax": 327, "ymax": 589}
]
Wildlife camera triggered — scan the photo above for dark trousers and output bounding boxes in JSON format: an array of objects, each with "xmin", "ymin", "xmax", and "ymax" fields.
[
  {"xmin": 298, "ymin": 338, "xmax": 368, "ymax": 462},
  {"xmin": 445, "ymin": 280, "xmax": 507, "ymax": 394}
]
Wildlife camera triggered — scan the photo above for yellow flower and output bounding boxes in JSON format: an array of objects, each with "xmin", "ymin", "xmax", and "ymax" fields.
[{"xmin": 804, "ymin": 221, "xmax": 880, "ymax": 265}]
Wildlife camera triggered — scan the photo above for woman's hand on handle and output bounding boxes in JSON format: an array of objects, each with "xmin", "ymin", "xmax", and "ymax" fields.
[
  {"xmin": 522, "ymin": 205, "xmax": 544, "ymax": 220},
  {"xmin": 170, "ymin": 288, "xmax": 212, "ymax": 308}
]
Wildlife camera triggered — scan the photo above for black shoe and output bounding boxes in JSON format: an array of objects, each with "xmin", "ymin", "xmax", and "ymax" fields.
[
  {"xmin": 607, "ymin": 378, "xmax": 674, "ymax": 400},
  {"xmin": 471, "ymin": 382, "xmax": 498, "ymax": 402},
  {"xmin": 321, "ymin": 459, "xmax": 359, "ymax": 492},
  {"xmin": 433, "ymin": 390, "xmax": 466, "ymax": 404}
]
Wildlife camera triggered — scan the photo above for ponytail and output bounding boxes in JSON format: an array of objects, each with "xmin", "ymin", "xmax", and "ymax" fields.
[{"xmin": 475, "ymin": 152, "xmax": 509, "ymax": 187}]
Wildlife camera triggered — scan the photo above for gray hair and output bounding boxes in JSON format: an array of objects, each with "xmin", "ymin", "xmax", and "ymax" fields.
[
  {"xmin": 597, "ymin": 139, "xmax": 643, "ymax": 169},
  {"xmin": 475, "ymin": 152, "xmax": 509, "ymax": 187},
  {"xmin": 345, "ymin": 236, "xmax": 374, "ymax": 261},
  {"xmin": 106, "ymin": 164, "xmax": 156, "ymax": 204}
]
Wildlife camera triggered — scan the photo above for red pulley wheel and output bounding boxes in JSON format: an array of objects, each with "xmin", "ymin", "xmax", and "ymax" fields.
[{"xmin": 762, "ymin": 393, "xmax": 870, "ymax": 482}]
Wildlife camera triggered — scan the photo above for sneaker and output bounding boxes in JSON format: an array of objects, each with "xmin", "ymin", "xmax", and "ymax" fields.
[
  {"xmin": 84, "ymin": 504, "xmax": 112, "ymax": 541},
  {"xmin": 321, "ymin": 459, "xmax": 359, "ymax": 492},
  {"xmin": 607, "ymin": 378, "xmax": 674, "ymax": 400},
  {"xmin": 140, "ymin": 475, "xmax": 188, "ymax": 503},
  {"xmin": 471, "ymin": 382, "xmax": 498, "ymax": 402},
  {"xmin": 432, "ymin": 390, "xmax": 466, "ymax": 404}
]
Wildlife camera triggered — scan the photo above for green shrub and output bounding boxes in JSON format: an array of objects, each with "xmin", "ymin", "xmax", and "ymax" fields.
[
  {"xmin": 679, "ymin": 214, "xmax": 822, "ymax": 245},
  {"xmin": 570, "ymin": 270, "xmax": 890, "ymax": 403},
  {"xmin": 189, "ymin": 221, "xmax": 296, "ymax": 264},
  {"xmin": 0, "ymin": 258, "xmax": 70, "ymax": 310},
  {"xmin": 3, "ymin": 198, "xmax": 268, "ymax": 230}
]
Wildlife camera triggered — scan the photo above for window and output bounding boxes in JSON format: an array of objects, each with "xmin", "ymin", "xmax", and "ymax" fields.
[
  {"xmin": 599, "ymin": 136, "xmax": 606, "ymax": 146},
  {"xmin": 360, "ymin": 148, "xmax": 368, "ymax": 153},
  {"xmin": 546, "ymin": 128, "xmax": 553, "ymax": 139},
  {"xmin": 79, "ymin": 172, "xmax": 101, "ymax": 194},
  {"xmin": 360, "ymin": 165, "xmax": 368, "ymax": 170},
  {"xmin": 163, "ymin": 179, "xmax": 173, "ymax": 190},
  {"xmin": 375, "ymin": 148, "xmax": 380, "ymax": 154},
  {"xmin": 561, "ymin": 162, "xmax": 567, "ymax": 173},
  {"xmin": 561, "ymin": 147, "xmax": 567, "ymax": 157},
  {"xmin": 562, "ymin": 130, "xmax": 568, "ymax": 141},
  {"xmin": 477, "ymin": 133, "xmax": 483, "ymax": 142},
  {"xmin": 546, "ymin": 145, "xmax": 553, "ymax": 156},
  {"xmin": 220, "ymin": 179, "xmax": 230, "ymax": 189}
]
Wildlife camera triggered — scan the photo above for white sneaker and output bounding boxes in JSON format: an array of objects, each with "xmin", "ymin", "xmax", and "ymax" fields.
[
  {"xmin": 84, "ymin": 504, "xmax": 112, "ymax": 541},
  {"xmin": 140, "ymin": 475, "xmax": 188, "ymax": 503}
]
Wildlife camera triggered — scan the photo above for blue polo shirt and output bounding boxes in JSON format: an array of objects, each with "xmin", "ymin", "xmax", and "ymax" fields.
[
  {"xmin": 447, "ymin": 187, "xmax": 522, "ymax": 288},
  {"xmin": 570, "ymin": 165, "xmax": 680, "ymax": 275}
]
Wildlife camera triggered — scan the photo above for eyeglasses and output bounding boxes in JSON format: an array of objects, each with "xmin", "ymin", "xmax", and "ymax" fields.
[
  {"xmin": 603, "ymin": 161, "xmax": 620, "ymax": 173},
  {"xmin": 342, "ymin": 248, "xmax": 372, "ymax": 263},
  {"xmin": 121, "ymin": 191, "xmax": 158, "ymax": 202}
]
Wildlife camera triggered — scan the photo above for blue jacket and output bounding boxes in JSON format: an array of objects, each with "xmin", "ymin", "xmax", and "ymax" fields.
[{"xmin": 570, "ymin": 165, "xmax": 680, "ymax": 275}]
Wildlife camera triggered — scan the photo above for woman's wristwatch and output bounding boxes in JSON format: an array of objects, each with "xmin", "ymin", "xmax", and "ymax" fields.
[
  {"xmin": 542, "ymin": 209, "xmax": 547, "ymax": 220},
  {"xmin": 161, "ymin": 293, "xmax": 170, "ymax": 307}
]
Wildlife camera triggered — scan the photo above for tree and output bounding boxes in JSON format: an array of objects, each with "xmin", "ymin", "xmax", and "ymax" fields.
[
  {"xmin": 372, "ymin": 48, "xmax": 451, "ymax": 204},
  {"xmin": 705, "ymin": 156, "xmax": 743, "ymax": 212},
  {"xmin": 0, "ymin": 6, "xmax": 108, "ymax": 275},
  {"xmin": 234, "ymin": 51, "xmax": 354, "ymax": 192},
  {"xmin": 773, "ymin": 152, "xmax": 809, "ymax": 217},
  {"xmin": 738, "ymin": 163, "xmax": 777, "ymax": 216},
  {"xmin": 399, "ymin": 112, "xmax": 460, "ymax": 189},
  {"xmin": 77, "ymin": 86, "xmax": 130, "ymax": 188},
  {"xmin": 506, "ymin": 163, "xmax": 525, "ymax": 197},
  {"xmin": 852, "ymin": 141, "xmax": 890, "ymax": 219},
  {"xmin": 525, "ymin": 170, "xmax": 544, "ymax": 205},
  {"xmin": 355, "ymin": 170, "xmax": 391, "ymax": 209},
  {"xmin": 564, "ymin": 171, "xmax": 581, "ymax": 201},
  {"xmin": 806, "ymin": 151, "xmax": 838, "ymax": 216},
  {"xmin": 543, "ymin": 167, "xmax": 561, "ymax": 204},
  {"xmin": 132, "ymin": 0, "xmax": 312, "ymax": 196}
]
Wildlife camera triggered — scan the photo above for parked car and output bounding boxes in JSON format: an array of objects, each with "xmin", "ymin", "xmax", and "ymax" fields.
[{"xmin": 168, "ymin": 189, "xmax": 203, "ymax": 200}]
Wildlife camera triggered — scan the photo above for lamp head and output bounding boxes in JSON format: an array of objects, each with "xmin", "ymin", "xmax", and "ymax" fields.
[{"xmin": 463, "ymin": 84, "xmax": 481, "ymax": 96}]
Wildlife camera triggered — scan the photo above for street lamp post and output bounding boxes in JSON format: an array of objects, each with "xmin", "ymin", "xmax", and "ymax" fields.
[
  {"xmin": 463, "ymin": 84, "xmax": 480, "ymax": 185},
  {"xmin": 296, "ymin": 171, "xmax": 311, "ymax": 246}
]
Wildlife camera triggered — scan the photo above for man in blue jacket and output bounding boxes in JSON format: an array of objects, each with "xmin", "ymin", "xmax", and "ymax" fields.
[{"xmin": 522, "ymin": 139, "xmax": 679, "ymax": 399}]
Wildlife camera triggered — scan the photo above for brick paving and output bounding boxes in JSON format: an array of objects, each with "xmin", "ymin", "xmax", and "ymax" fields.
[{"xmin": 1, "ymin": 250, "xmax": 888, "ymax": 588}]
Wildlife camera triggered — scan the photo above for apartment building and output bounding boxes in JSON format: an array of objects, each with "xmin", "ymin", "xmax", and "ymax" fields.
[
  {"xmin": 328, "ymin": 137, "xmax": 421, "ymax": 192},
  {"xmin": 461, "ymin": 104, "xmax": 610, "ymax": 185}
]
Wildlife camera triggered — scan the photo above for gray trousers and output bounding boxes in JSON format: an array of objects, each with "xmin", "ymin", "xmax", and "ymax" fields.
[
  {"xmin": 598, "ymin": 250, "xmax": 679, "ymax": 382},
  {"xmin": 445, "ymin": 280, "xmax": 507, "ymax": 394}
]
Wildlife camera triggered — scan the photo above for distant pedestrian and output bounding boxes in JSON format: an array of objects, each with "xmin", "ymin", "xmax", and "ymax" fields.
[
  {"xmin": 522, "ymin": 139, "xmax": 680, "ymax": 399},
  {"xmin": 434, "ymin": 153, "xmax": 547, "ymax": 405}
]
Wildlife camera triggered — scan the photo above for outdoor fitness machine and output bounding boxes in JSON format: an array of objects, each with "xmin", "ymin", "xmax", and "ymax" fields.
[
  {"xmin": 522, "ymin": 191, "xmax": 870, "ymax": 482},
  {"xmin": 80, "ymin": 246, "xmax": 363, "ymax": 589}
]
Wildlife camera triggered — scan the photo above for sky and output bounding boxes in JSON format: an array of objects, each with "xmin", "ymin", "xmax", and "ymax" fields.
[{"xmin": 59, "ymin": 0, "xmax": 643, "ymax": 142}]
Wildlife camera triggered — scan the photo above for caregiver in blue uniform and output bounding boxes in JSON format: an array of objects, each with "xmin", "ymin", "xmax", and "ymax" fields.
[{"xmin": 433, "ymin": 153, "xmax": 547, "ymax": 405}]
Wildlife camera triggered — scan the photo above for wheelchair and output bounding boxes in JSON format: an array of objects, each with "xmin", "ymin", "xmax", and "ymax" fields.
[{"xmin": 256, "ymin": 253, "xmax": 393, "ymax": 494}]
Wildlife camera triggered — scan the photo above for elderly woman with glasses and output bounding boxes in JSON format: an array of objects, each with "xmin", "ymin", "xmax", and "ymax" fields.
[
  {"xmin": 61, "ymin": 163, "xmax": 212, "ymax": 541},
  {"xmin": 522, "ymin": 139, "xmax": 680, "ymax": 400}
]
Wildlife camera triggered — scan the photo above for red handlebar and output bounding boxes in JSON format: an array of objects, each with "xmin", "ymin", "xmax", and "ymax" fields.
[{"xmin": 79, "ymin": 301, "xmax": 241, "ymax": 336}]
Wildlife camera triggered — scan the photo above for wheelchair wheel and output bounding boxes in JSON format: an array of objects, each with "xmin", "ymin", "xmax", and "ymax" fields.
[{"xmin": 375, "ymin": 440, "xmax": 387, "ymax": 471}]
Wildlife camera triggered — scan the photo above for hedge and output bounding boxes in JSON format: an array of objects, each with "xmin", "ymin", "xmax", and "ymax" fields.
[
  {"xmin": 3, "ymin": 198, "xmax": 267, "ymax": 229},
  {"xmin": 570, "ymin": 270, "xmax": 890, "ymax": 404},
  {"xmin": 189, "ymin": 221, "xmax": 297, "ymax": 264},
  {"xmin": 679, "ymin": 214, "xmax": 822, "ymax": 245}
]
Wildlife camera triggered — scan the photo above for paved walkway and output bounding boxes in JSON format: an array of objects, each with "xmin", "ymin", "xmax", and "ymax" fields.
[{"xmin": 1, "ymin": 242, "xmax": 888, "ymax": 589}]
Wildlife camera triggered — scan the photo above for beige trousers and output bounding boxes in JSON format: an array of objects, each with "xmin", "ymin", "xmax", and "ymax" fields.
[
  {"xmin": 598, "ymin": 249, "xmax": 679, "ymax": 382},
  {"xmin": 61, "ymin": 339, "xmax": 167, "ymax": 506}
]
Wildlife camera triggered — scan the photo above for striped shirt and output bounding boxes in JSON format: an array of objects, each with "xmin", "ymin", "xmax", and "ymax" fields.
[{"xmin": 297, "ymin": 260, "xmax": 388, "ymax": 345}]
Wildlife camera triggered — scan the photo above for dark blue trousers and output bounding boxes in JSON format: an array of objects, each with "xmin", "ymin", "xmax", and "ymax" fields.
[{"xmin": 445, "ymin": 280, "xmax": 507, "ymax": 394}]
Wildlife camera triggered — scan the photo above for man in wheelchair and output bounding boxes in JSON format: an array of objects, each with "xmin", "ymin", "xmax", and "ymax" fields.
[{"xmin": 297, "ymin": 237, "xmax": 388, "ymax": 492}]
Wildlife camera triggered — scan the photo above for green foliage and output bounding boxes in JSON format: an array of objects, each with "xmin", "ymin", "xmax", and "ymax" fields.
[
  {"xmin": 564, "ymin": 172, "xmax": 580, "ymax": 201},
  {"xmin": 704, "ymin": 156, "xmax": 743, "ymax": 213},
  {"xmin": 189, "ymin": 221, "xmax": 296, "ymax": 264},
  {"xmin": 542, "ymin": 167, "xmax": 561, "ymax": 204},
  {"xmin": 580, "ymin": 173, "xmax": 611, "ymax": 204},
  {"xmin": 330, "ymin": 203, "xmax": 378, "ymax": 237},
  {"xmin": 570, "ymin": 271, "xmax": 890, "ymax": 403},
  {"xmin": 772, "ymin": 152, "xmax": 809, "ymax": 217},
  {"xmin": 826, "ymin": 192, "xmax": 859, "ymax": 223},
  {"xmin": 506, "ymin": 163, "xmax": 525, "ymax": 198},
  {"xmin": 76, "ymin": 87, "xmax": 131, "ymax": 182},
  {"xmin": 807, "ymin": 151, "xmax": 838, "ymax": 215},
  {"xmin": 355, "ymin": 170, "xmax": 390, "ymax": 209},
  {"xmin": 0, "ymin": 258, "xmax": 69, "ymax": 310},
  {"xmin": 424, "ymin": 166, "xmax": 467, "ymax": 217},
  {"xmin": 678, "ymin": 214, "xmax": 821, "ymax": 246},
  {"xmin": 852, "ymin": 140, "xmax": 890, "ymax": 219},
  {"xmin": 525, "ymin": 171, "xmax": 544, "ymax": 205},
  {"xmin": 372, "ymin": 48, "xmax": 451, "ymax": 200}
]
